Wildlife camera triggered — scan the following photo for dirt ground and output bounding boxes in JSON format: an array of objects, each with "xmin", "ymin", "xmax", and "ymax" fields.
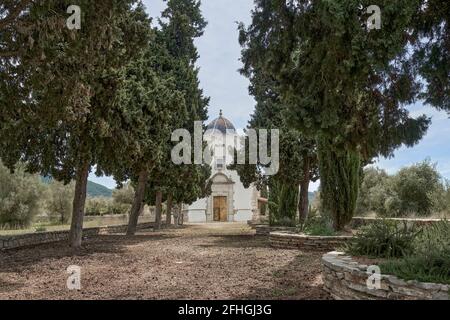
[{"xmin": 0, "ymin": 223, "xmax": 330, "ymax": 300}]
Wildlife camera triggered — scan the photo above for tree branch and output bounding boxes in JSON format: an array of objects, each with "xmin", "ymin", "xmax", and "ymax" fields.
[{"xmin": 0, "ymin": 0, "xmax": 33, "ymax": 30}]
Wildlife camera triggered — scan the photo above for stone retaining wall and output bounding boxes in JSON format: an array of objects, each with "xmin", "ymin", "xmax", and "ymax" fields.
[
  {"xmin": 270, "ymin": 232, "xmax": 353, "ymax": 251},
  {"xmin": 252, "ymin": 218, "xmax": 444, "ymax": 236},
  {"xmin": 253, "ymin": 225, "xmax": 297, "ymax": 236},
  {"xmin": 0, "ymin": 222, "xmax": 155, "ymax": 251},
  {"xmin": 322, "ymin": 251, "xmax": 449, "ymax": 300},
  {"xmin": 350, "ymin": 217, "xmax": 444, "ymax": 229}
]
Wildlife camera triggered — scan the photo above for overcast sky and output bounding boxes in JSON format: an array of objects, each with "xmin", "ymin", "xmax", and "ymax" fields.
[{"xmin": 89, "ymin": 0, "xmax": 449, "ymax": 191}]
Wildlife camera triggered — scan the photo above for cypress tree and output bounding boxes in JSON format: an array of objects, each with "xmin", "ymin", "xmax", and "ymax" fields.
[
  {"xmin": 0, "ymin": 1, "xmax": 151, "ymax": 247},
  {"xmin": 240, "ymin": 0, "xmax": 430, "ymax": 230}
]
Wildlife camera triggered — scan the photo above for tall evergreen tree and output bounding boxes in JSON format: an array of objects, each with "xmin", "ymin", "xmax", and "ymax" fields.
[
  {"xmin": 0, "ymin": 1, "xmax": 151, "ymax": 247},
  {"xmin": 143, "ymin": 0, "xmax": 210, "ymax": 230},
  {"xmin": 103, "ymin": 29, "xmax": 186, "ymax": 235},
  {"xmin": 240, "ymin": 0, "xmax": 430, "ymax": 230},
  {"xmin": 412, "ymin": 0, "xmax": 449, "ymax": 111}
]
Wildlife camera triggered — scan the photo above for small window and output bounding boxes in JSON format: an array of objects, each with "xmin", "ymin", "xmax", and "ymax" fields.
[{"xmin": 216, "ymin": 158, "xmax": 225, "ymax": 170}]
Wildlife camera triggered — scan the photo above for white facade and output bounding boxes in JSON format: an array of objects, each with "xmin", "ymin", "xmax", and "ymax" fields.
[{"xmin": 184, "ymin": 112, "xmax": 260, "ymax": 223}]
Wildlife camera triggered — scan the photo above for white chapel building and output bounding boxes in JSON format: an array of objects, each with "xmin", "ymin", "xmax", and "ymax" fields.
[{"xmin": 184, "ymin": 111, "xmax": 262, "ymax": 223}]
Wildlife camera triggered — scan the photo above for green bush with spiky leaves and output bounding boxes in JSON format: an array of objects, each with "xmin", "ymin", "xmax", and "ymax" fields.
[
  {"xmin": 345, "ymin": 220, "xmax": 420, "ymax": 259},
  {"xmin": 380, "ymin": 221, "xmax": 450, "ymax": 284}
]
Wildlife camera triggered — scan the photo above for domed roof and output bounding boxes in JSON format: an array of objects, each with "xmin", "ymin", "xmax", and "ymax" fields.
[{"xmin": 206, "ymin": 110, "xmax": 236, "ymax": 135}]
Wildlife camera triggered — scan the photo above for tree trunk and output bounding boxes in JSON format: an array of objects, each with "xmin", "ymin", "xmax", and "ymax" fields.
[
  {"xmin": 176, "ymin": 204, "xmax": 183, "ymax": 226},
  {"xmin": 154, "ymin": 191, "xmax": 163, "ymax": 230},
  {"xmin": 318, "ymin": 137, "xmax": 361, "ymax": 231},
  {"xmin": 127, "ymin": 170, "xmax": 149, "ymax": 236},
  {"xmin": 298, "ymin": 156, "xmax": 311, "ymax": 229},
  {"xmin": 174, "ymin": 203, "xmax": 181, "ymax": 226},
  {"xmin": 166, "ymin": 194, "xmax": 173, "ymax": 226},
  {"xmin": 69, "ymin": 162, "xmax": 90, "ymax": 248}
]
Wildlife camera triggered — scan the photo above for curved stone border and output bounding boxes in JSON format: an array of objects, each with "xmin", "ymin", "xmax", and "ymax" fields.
[
  {"xmin": 322, "ymin": 251, "xmax": 449, "ymax": 300},
  {"xmin": 253, "ymin": 225, "xmax": 297, "ymax": 236},
  {"xmin": 270, "ymin": 232, "xmax": 353, "ymax": 251},
  {"xmin": 0, "ymin": 222, "xmax": 156, "ymax": 251}
]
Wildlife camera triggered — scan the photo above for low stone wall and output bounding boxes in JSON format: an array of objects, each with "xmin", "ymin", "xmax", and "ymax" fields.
[
  {"xmin": 322, "ymin": 252, "xmax": 449, "ymax": 300},
  {"xmin": 270, "ymin": 232, "xmax": 353, "ymax": 251},
  {"xmin": 251, "ymin": 217, "xmax": 444, "ymax": 236},
  {"xmin": 0, "ymin": 222, "xmax": 155, "ymax": 251},
  {"xmin": 253, "ymin": 225, "xmax": 297, "ymax": 236},
  {"xmin": 350, "ymin": 217, "xmax": 444, "ymax": 229}
]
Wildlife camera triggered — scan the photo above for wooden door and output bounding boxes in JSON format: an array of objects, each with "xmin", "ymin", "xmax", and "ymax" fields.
[{"xmin": 213, "ymin": 196, "xmax": 228, "ymax": 222}]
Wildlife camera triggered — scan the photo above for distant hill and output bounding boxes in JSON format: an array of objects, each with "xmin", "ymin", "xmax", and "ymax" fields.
[
  {"xmin": 308, "ymin": 192, "xmax": 316, "ymax": 203},
  {"xmin": 41, "ymin": 177, "xmax": 113, "ymax": 198},
  {"xmin": 87, "ymin": 181, "xmax": 113, "ymax": 198}
]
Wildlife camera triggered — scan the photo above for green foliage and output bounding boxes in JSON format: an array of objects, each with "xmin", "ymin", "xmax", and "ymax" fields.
[
  {"xmin": 356, "ymin": 168, "xmax": 390, "ymax": 215},
  {"xmin": 35, "ymin": 226, "xmax": 47, "ymax": 233},
  {"xmin": 46, "ymin": 180, "xmax": 75, "ymax": 225},
  {"xmin": 113, "ymin": 183, "xmax": 135, "ymax": 206},
  {"xmin": 111, "ymin": 183, "xmax": 134, "ymax": 215},
  {"xmin": 0, "ymin": 0, "xmax": 152, "ymax": 246},
  {"xmin": 412, "ymin": 0, "xmax": 450, "ymax": 112},
  {"xmin": 303, "ymin": 214, "xmax": 336, "ymax": 237},
  {"xmin": 380, "ymin": 221, "xmax": 450, "ymax": 284},
  {"xmin": 0, "ymin": 163, "xmax": 45, "ymax": 228},
  {"xmin": 357, "ymin": 161, "xmax": 448, "ymax": 217},
  {"xmin": 318, "ymin": 137, "xmax": 361, "ymax": 231},
  {"xmin": 268, "ymin": 179, "xmax": 298, "ymax": 227},
  {"xmin": 239, "ymin": 0, "xmax": 430, "ymax": 232},
  {"xmin": 345, "ymin": 220, "xmax": 420, "ymax": 259},
  {"xmin": 391, "ymin": 161, "xmax": 444, "ymax": 216},
  {"xmin": 85, "ymin": 197, "xmax": 113, "ymax": 217},
  {"xmin": 140, "ymin": 0, "xmax": 211, "ymax": 212},
  {"xmin": 85, "ymin": 193, "xmax": 132, "ymax": 216}
]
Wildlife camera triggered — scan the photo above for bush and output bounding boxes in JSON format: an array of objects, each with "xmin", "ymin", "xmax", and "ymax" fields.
[
  {"xmin": 85, "ymin": 197, "xmax": 113, "ymax": 216},
  {"xmin": 302, "ymin": 212, "xmax": 336, "ymax": 236},
  {"xmin": 345, "ymin": 220, "xmax": 420, "ymax": 258},
  {"xmin": 109, "ymin": 202, "xmax": 131, "ymax": 215},
  {"xmin": 112, "ymin": 183, "xmax": 135, "ymax": 206},
  {"xmin": 380, "ymin": 221, "xmax": 450, "ymax": 284},
  {"xmin": 391, "ymin": 161, "xmax": 443, "ymax": 216},
  {"xmin": 357, "ymin": 161, "xmax": 447, "ymax": 217},
  {"xmin": 46, "ymin": 180, "xmax": 75, "ymax": 224},
  {"xmin": 356, "ymin": 168, "xmax": 391, "ymax": 215},
  {"xmin": 111, "ymin": 183, "xmax": 133, "ymax": 215},
  {"xmin": 0, "ymin": 163, "xmax": 45, "ymax": 228}
]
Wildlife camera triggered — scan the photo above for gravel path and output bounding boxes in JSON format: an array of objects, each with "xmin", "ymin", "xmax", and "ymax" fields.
[{"xmin": 0, "ymin": 223, "xmax": 330, "ymax": 300}]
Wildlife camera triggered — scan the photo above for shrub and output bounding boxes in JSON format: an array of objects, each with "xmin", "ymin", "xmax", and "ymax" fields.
[
  {"xmin": 356, "ymin": 168, "xmax": 391, "ymax": 216},
  {"xmin": 46, "ymin": 180, "xmax": 75, "ymax": 224},
  {"xmin": 345, "ymin": 220, "xmax": 420, "ymax": 258},
  {"xmin": 85, "ymin": 197, "xmax": 112, "ymax": 216},
  {"xmin": 357, "ymin": 161, "xmax": 447, "ymax": 217},
  {"xmin": 302, "ymin": 213, "xmax": 336, "ymax": 236},
  {"xmin": 112, "ymin": 183, "xmax": 135, "ymax": 206},
  {"xmin": 111, "ymin": 183, "xmax": 133, "ymax": 215},
  {"xmin": 0, "ymin": 163, "xmax": 45, "ymax": 228},
  {"xmin": 109, "ymin": 202, "xmax": 131, "ymax": 215},
  {"xmin": 380, "ymin": 221, "xmax": 450, "ymax": 284},
  {"xmin": 391, "ymin": 160, "xmax": 443, "ymax": 216}
]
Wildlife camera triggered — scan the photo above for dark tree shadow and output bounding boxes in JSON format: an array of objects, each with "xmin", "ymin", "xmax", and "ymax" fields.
[
  {"xmin": 198, "ymin": 234, "xmax": 271, "ymax": 249},
  {"xmin": 231, "ymin": 252, "xmax": 332, "ymax": 300},
  {"xmin": 0, "ymin": 233, "xmax": 179, "ymax": 272}
]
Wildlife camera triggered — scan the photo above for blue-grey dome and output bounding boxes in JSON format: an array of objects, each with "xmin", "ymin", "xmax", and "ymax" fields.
[{"xmin": 206, "ymin": 110, "xmax": 236, "ymax": 135}]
